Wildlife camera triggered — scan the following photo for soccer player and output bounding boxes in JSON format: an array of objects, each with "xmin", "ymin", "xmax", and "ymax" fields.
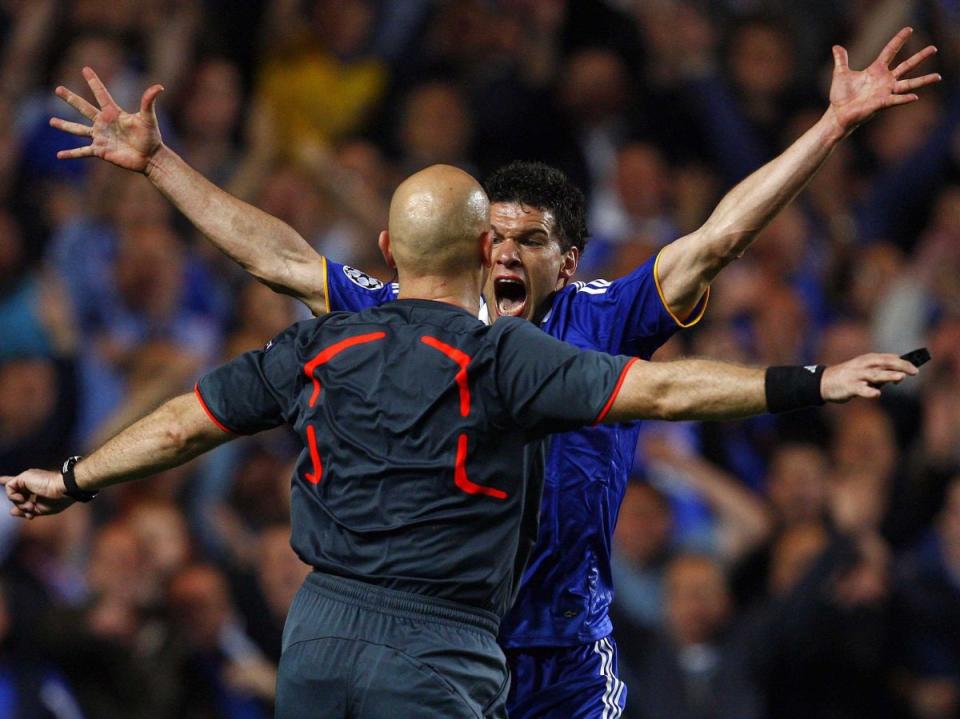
[
  {"xmin": 48, "ymin": 28, "xmax": 939, "ymax": 717},
  {"xmin": 3, "ymin": 164, "xmax": 917, "ymax": 719}
]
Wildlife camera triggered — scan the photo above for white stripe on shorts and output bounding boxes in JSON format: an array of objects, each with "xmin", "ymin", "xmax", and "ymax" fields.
[{"xmin": 592, "ymin": 637, "xmax": 625, "ymax": 719}]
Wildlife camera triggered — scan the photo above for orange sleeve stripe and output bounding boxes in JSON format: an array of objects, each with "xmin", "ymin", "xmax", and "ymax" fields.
[
  {"xmin": 320, "ymin": 255, "xmax": 331, "ymax": 314},
  {"xmin": 653, "ymin": 249, "xmax": 709, "ymax": 329}
]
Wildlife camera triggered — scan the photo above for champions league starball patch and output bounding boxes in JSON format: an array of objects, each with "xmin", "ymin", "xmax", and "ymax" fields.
[{"xmin": 343, "ymin": 266, "xmax": 384, "ymax": 290}]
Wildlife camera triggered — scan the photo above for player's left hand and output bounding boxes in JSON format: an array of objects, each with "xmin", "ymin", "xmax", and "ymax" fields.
[
  {"xmin": 0, "ymin": 469, "xmax": 74, "ymax": 519},
  {"xmin": 829, "ymin": 27, "xmax": 940, "ymax": 135}
]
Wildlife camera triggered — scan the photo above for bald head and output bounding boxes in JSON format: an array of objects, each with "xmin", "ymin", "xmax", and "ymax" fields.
[{"xmin": 386, "ymin": 164, "xmax": 490, "ymax": 277}]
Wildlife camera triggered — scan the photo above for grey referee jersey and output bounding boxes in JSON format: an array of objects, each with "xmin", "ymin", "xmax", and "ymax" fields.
[{"xmin": 196, "ymin": 299, "xmax": 632, "ymax": 618}]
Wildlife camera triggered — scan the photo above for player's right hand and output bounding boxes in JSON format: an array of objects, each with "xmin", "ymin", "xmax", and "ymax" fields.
[
  {"xmin": 49, "ymin": 66, "xmax": 165, "ymax": 173},
  {"xmin": 0, "ymin": 469, "xmax": 74, "ymax": 519},
  {"xmin": 821, "ymin": 353, "xmax": 919, "ymax": 403}
]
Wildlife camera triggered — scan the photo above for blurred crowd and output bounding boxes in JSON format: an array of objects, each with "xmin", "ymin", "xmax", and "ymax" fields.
[{"xmin": 0, "ymin": 0, "xmax": 959, "ymax": 717}]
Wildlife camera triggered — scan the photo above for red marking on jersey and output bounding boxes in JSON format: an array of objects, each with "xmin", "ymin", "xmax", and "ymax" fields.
[
  {"xmin": 305, "ymin": 424, "xmax": 323, "ymax": 484},
  {"xmin": 194, "ymin": 383, "xmax": 236, "ymax": 434},
  {"xmin": 420, "ymin": 336, "xmax": 471, "ymax": 416},
  {"xmin": 304, "ymin": 331, "xmax": 386, "ymax": 407},
  {"xmin": 454, "ymin": 433, "xmax": 507, "ymax": 500},
  {"xmin": 593, "ymin": 357, "xmax": 639, "ymax": 425},
  {"xmin": 421, "ymin": 335, "xmax": 506, "ymax": 501}
]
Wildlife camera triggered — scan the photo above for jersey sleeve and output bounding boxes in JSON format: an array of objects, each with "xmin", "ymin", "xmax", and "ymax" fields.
[
  {"xmin": 569, "ymin": 252, "xmax": 708, "ymax": 358},
  {"xmin": 195, "ymin": 323, "xmax": 304, "ymax": 434},
  {"xmin": 324, "ymin": 258, "xmax": 396, "ymax": 312},
  {"xmin": 493, "ymin": 319, "xmax": 635, "ymax": 439}
]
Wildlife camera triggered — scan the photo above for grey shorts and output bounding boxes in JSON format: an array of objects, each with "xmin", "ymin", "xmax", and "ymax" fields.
[{"xmin": 276, "ymin": 572, "xmax": 509, "ymax": 719}]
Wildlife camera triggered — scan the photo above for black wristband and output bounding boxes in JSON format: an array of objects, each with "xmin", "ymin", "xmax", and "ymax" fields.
[
  {"xmin": 61, "ymin": 455, "xmax": 98, "ymax": 503},
  {"xmin": 765, "ymin": 365, "xmax": 826, "ymax": 414}
]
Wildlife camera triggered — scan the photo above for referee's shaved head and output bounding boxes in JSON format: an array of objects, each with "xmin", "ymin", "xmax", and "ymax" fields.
[{"xmin": 387, "ymin": 164, "xmax": 490, "ymax": 276}]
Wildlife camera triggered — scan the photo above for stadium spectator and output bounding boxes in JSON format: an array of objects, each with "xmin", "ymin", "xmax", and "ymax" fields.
[
  {"xmin": 0, "ymin": 3, "xmax": 956, "ymax": 716},
  {"xmin": 893, "ymin": 475, "xmax": 960, "ymax": 719}
]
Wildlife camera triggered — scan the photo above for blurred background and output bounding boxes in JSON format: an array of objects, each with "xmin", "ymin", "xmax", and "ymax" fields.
[{"xmin": 0, "ymin": 0, "xmax": 959, "ymax": 717}]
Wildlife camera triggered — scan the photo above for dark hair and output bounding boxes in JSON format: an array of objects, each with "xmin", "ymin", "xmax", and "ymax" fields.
[{"xmin": 483, "ymin": 161, "xmax": 589, "ymax": 253}]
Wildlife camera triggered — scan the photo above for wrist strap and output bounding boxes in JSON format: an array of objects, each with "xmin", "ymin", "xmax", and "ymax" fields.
[
  {"xmin": 61, "ymin": 456, "xmax": 98, "ymax": 502},
  {"xmin": 765, "ymin": 365, "xmax": 826, "ymax": 414}
]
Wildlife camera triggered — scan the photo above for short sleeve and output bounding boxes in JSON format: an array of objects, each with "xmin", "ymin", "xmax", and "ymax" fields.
[
  {"xmin": 325, "ymin": 258, "xmax": 396, "ymax": 312},
  {"xmin": 493, "ymin": 319, "xmax": 634, "ymax": 439},
  {"xmin": 195, "ymin": 324, "xmax": 304, "ymax": 434},
  {"xmin": 564, "ymin": 253, "xmax": 708, "ymax": 358}
]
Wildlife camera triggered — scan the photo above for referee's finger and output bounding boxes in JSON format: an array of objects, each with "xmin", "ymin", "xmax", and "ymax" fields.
[
  {"xmin": 3, "ymin": 477, "xmax": 23, "ymax": 499},
  {"xmin": 870, "ymin": 355, "xmax": 918, "ymax": 374},
  {"xmin": 887, "ymin": 357, "xmax": 919, "ymax": 375},
  {"xmin": 867, "ymin": 369, "xmax": 906, "ymax": 386}
]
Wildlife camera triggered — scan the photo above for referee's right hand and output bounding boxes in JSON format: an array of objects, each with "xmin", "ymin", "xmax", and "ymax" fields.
[{"xmin": 0, "ymin": 469, "xmax": 74, "ymax": 520}]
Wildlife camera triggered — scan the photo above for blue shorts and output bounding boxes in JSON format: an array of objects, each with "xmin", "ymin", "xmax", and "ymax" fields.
[{"xmin": 506, "ymin": 636, "xmax": 626, "ymax": 719}]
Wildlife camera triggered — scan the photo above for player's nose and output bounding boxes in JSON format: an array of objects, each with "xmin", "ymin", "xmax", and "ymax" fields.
[{"xmin": 495, "ymin": 238, "xmax": 521, "ymax": 264}]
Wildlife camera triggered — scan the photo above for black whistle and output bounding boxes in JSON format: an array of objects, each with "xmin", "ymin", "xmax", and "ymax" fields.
[{"xmin": 900, "ymin": 348, "xmax": 931, "ymax": 368}]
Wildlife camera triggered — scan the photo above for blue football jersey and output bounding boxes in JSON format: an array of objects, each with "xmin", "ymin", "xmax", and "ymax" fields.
[{"xmin": 320, "ymin": 252, "xmax": 706, "ymax": 647}]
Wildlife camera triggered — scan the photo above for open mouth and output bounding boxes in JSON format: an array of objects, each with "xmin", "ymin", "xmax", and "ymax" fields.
[{"xmin": 494, "ymin": 277, "xmax": 528, "ymax": 317}]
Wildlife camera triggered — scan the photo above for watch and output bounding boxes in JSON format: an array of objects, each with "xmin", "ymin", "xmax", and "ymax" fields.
[{"xmin": 61, "ymin": 456, "xmax": 98, "ymax": 502}]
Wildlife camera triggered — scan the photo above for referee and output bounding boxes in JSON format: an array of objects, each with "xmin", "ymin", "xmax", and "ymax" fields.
[{"xmin": 2, "ymin": 165, "xmax": 917, "ymax": 718}]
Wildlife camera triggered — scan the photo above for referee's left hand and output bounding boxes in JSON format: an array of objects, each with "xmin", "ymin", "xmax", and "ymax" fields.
[{"xmin": 821, "ymin": 353, "xmax": 919, "ymax": 403}]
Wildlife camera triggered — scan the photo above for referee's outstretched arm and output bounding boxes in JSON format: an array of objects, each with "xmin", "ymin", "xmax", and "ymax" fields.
[
  {"xmin": 1, "ymin": 392, "xmax": 230, "ymax": 519},
  {"xmin": 602, "ymin": 352, "xmax": 919, "ymax": 423}
]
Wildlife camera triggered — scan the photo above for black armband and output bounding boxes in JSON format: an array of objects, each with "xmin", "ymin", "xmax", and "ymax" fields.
[{"xmin": 765, "ymin": 365, "xmax": 826, "ymax": 414}]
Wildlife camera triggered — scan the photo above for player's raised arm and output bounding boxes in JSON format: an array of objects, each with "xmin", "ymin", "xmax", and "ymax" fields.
[
  {"xmin": 0, "ymin": 393, "xmax": 231, "ymax": 519},
  {"xmin": 50, "ymin": 66, "xmax": 329, "ymax": 315},
  {"xmin": 603, "ymin": 352, "xmax": 919, "ymax": 423},
  {"xmin": 655, "ymin": 27, "xmax": 941, "ymax": 319}
]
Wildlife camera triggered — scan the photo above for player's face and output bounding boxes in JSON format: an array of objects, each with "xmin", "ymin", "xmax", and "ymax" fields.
[{"xmin": 486, "ymin": 202, "xmax": 579, "ymax": 322}]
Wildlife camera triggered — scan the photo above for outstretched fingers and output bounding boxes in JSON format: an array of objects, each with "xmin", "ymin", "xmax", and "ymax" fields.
[
  {"xmin": 140, "ymin": 84, "xmax": 165, "ymax": 116},
  {"xmin": 878, "ymin": 27, "xmax": 913, "ymax": 66},
  {"xmin": 57, "ymin": 145, "xmax": 96, "ymax": 160},
  {"xmin": 82, "ymin": 66, "xmax": 117, "ymax": 108},
  {"xmin": 833, "ymin": 45, "xmax": 849, "ymax": 72},
  {"xmin": 892, "ymin": 45, "xmax": 938, "ymax": 79},
  {"xmin": 55, "ymin": 85, "xmax": 97, "ymax": 120},
  {"xmin": 49, "ymin": 116, "xmax": 92, "ymax": 137},
  {"xmin": 885, "ymin": 93, "xmax": 919, "ymax": 108},
  {"xmin": 895, "ymin": 72, "xmax": 942, "ymax": 94}
]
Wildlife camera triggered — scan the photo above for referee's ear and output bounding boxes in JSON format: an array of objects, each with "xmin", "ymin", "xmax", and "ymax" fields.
[
  {"xmin": 480, "ymin": 230, "xmax": 493, "ymax": 268},
  {"xmin": 378, "ymin": 231, "xmax": 396, "ymax": 269}
]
